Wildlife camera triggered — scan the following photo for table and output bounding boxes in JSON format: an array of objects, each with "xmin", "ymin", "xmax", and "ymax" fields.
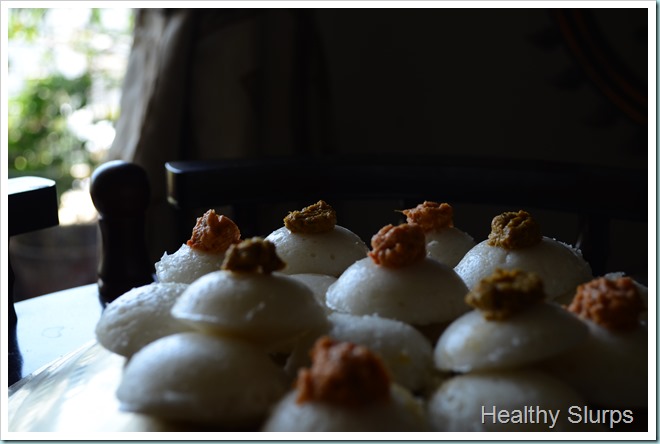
[{"xmin": 14, "ymin": 284, "xmax": 102, "ymax": 379}]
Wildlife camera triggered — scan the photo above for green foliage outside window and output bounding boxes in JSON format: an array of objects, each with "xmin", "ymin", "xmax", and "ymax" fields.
[
  {"xmin": 8, "ymin": 73, "xmax": 94, "ymax": 197},
  {"xmin": 8, "ymin": 8, "xmax": 133, "ymax": 202}
]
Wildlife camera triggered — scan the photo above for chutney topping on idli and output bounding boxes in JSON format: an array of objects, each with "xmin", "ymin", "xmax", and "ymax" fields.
[
  {"xmin": 284, "ymin": 200, "xmax": 337, "ymax": 234},
  {"xmin": 187, "ymin": 209, "xmax": 241, "ymax": 254},
  {"xmin": 487, "ymin": 210, "xmax": 542, "ymax": 250},
  {"xmin": 401, "ymin": 201, "xmax": 454, "ymax": 233},
  {"xmin": 221, "ymin": 237, "xmax": 285, "ymax": 274},
  {"xmin": 368, "ymin": 223, "xmax": 426, "ymax": 269},
  {"xmin": 466, "ymin": 268, "xmax": 546, "ymax": 321},
  {"xmin": 295, "ymin": 336, "xmax": 391, "ymax": 407},
  {"xmin": 567, "ymin": 276, "xmax": 644, "ymax": 331}
]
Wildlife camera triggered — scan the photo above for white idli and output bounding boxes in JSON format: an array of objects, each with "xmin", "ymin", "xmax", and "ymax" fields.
[
  {"xmin": 434, "ymin": 303, "xmax": 588, "ymax": 372},
  {"xmin": 455, "ymin": 236, "xmax": 592, "ymax": 302},
  {"xmin": 326, "ymin": 256, "xmax": 469, "ymax": 326},
  {"xmin": 288, "ymin": 273, "xmax": 338, "ymax": 313},
  {"xmin": 401, "ymin": 201, "xmax": 475, "ymax": 267},
  {"xmin": 266, "ymin": 225, "xmax": 368, "ymax": 277},
  {"xmin": 171, "ymin": 270, "xmax": 328, "ymax": 351},
  {"xmin": 155, "ymin": 210, "xmax": 241, "ymax": 284},
  {"xmin": 262, "ymin": 384, "xmax": 429, "ymax": 432},
  {"xmin": 264, "ymin": 337, "xmax": 429, "ymax": 432},
  {"xmin": 116, "ymin": 332, "xmax": 288, "ymax": 427},
  {"xmin": 286, "ymin": 312, "xmax": 434, "ymax": 392},
  {"xmin": 427, "ymin": 369, "xmax": 597, "ymax": 432},
  {"xmin": 95, "ymin": 282, "xmax": 191, "ymax": 357},
  {"xmin": 155, "ymin": 244, "xmax": 226, "ymax": 284}
]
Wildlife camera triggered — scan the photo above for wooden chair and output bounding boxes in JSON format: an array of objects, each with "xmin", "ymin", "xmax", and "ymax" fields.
[
  {"xmin": 8, "ymin": 176, "xmax": 59, "ymax": 385},
  {"xmin": 165, "ymin": 154, "xmax": 647, "ymax": 279}
]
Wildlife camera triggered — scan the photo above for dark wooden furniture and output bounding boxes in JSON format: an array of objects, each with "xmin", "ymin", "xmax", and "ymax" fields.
[
  {"xmin": 165, "ymin": 155, "xmax": 647, "ymax": 277},
  {"xmin": 8, "ymin": 176, "xmax": 59, "ymax": 386},
  {"xmin": 90, "ymin": 160, "xmax": 155, "ymax": 306}
]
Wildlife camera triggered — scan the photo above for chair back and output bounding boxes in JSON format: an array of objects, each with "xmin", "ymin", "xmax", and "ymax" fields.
[
  {"xmin": 8, "ymin": 176, "xmax": 59, "ymax": 385},
  {"xmin": 165, "ymin": 154, "xmax": 647, "ymax": 277}
]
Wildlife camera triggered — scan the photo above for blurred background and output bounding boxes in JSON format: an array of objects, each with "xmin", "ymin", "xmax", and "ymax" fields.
[
  {"xmin": 7, "ymin": 7, "xmax": 650, "ymax": 300},
  {"xmin": 8, "ymin": 8, "xmax": 133, "ymax": 300}
]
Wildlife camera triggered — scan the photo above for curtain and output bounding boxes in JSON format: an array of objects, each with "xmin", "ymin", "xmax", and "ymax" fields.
[{"xmin": 108, "ymin": 9, "xmax": 328, "ymax": 259}]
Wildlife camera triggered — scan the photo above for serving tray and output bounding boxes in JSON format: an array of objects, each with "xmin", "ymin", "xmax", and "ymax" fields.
[{"xmin": 8, "ymin": 342, "xmax": 163, "ymax": 433}]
